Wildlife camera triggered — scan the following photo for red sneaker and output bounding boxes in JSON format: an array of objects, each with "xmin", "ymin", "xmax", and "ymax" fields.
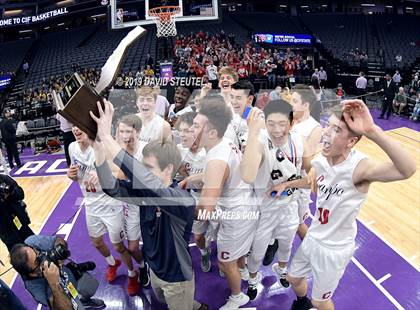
[
  {"xmin": 127, "ymin": 272, "xmax": 139, "ymax": 296},
  {"xmin": 106, "ymin": 259, "xmax": 121, "ymax": 282}
]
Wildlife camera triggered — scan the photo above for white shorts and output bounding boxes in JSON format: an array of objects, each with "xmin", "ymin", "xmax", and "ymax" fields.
[
  {"xmin": 217, "ymin": 205, "xmax": 258, "ymax": 262},
  {"xmin": 247, "ymin": 203, "xmax": 299, "ymax": 273},
  {"xmin": 297, "ymin": 189, "xmax": 312, "ymax": 224},
  {"xmin": 86, "ymin": 210, "xmax": 125, "ymax": 244},
  {"xmin": 274, "ymin": 207, "xmax": 299, "ymax": 262},
  {"xmin": 192, "ymin": 220, "xmax": 209, "ymax": 235},
  {"xmin": 289, "ymin": 235, "xmax": 354, "ymax": 301},
  {"xmin": 124, "ymin": 204, "xmax": 141, "ymax": 241}
]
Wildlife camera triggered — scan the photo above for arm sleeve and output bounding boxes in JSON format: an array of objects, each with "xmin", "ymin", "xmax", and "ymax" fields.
[
  {"xmin": 103, "ymin": 150, "xmax": 196, "ymax": 218},
  {"xmin": 95, "ymin": 159, "xmax": 147, "ymax": 205}
]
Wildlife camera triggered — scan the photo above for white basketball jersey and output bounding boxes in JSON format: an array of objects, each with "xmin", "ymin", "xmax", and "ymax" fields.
[
  {"xmin": 68, "ymin": 142, "xmax": 122, "ymax": 216},
  {"xmin": 176, "ymin": 145, "xmax": 206, "ymax": 200},
  {"xmin": 253, "ymin": 130, "xmax": 304, "ymax": 212},
  {"xmin": 205, "ymin": 138, "xmax": 253, "ymax": 209},
  {"xmin": 309, "ymin": 150, "xmax": 368, "ymax": 247},
  {"xmin": 167, "ymin": 104, "xmax": 193, "ymax": 118},
  {"xmin": 231, "ymin": 113, "xmax": 249, "ymax": 152},
  {"xmin": 291, "ymin": 116, "xmax": 321, "ymax": 203},
  {"xmin": 223, "ymin": 123, "xmax": 240, "ymax": 147},
  {"xmin": 139, "ymin": 114, "xmax": 165, "ymax": 143},
  {"xmin": 291, "ymin": 116, "xmax": 320, "ymax": 140},
  {"xmin": 133, "ymin": 141, "xmax": 147, "ymax": 162}
]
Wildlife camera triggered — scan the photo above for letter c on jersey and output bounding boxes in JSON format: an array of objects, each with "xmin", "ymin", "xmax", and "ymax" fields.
[
  {"xmin": 221, "ymin": 251, "xmax": 230, "ymax": 260},
  {"xmin": 322, "ymin": 291, "xmax": 332, "ymax": 300}
]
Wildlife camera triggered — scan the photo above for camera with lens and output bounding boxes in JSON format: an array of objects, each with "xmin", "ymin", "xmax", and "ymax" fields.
[{"xmin": 37, "ymin": 244, "xmax": 71, "ymax": 267}]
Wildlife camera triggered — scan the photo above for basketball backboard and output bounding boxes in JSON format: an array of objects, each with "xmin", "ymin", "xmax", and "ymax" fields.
[{"xmin": 109, "ymin": 0, "xmax": 220, "ymax": 30}]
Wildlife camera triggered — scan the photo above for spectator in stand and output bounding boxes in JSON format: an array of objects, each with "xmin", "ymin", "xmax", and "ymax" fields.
[
  {"xmin": 0, "ymin": 109, "xmax": 22, "ymax": 169},
  {"xmin": 267, "ymin": 60, "xmax": 277, "ymax": 89},
  {"xmin": 145, "ymin": 53, "xmax": 154, "ymax": 68},
  {"xmin": 177, "ymin": 67, "xmax": 187, "ymax": 78},
  {"xmin": 144, "ymin": 65, "xmax": 155, "ymax": 78},
  {"xmin": 318, "ymin": 67, "xmax": 327, "ymax": 88},
  {"xmin": 393, "ymin": 70, "xmax": 402, "ymax": 87},
  {"xmin": 284, "ymin": 59, "xmax": 295, "ymax": 77},
  {"xmin": 206, "ymin": 61, "xmax": 218, "ymax": 89},
  {"xmin": 311, "ymin": 69, "xmax": 320, "ymax": 89},
  {"xmin": 22, "ymin": 62, "xmax": 29, "ymax": 77},
  {"xmin": 334, "ymin": 83, "xmax": 346, "ymax": 99},
  {"xmin": 393, "ymin": 87, "xmax": 407, "ymax": 115},
  {"xmin": 269, "ymin": 86, "xmax": 282, "ymax": 100},
  {"xmin": 410, "ymin": 92, "xmax": 420, "ymax": 120},
  {"xmin": 410, "ymin": 74, "xmax": 419, "ymax": 93},
  {"xmin": 39, "ymin": 90, "xmax": 47, "ymax": 103},
  {"xmin": 187, "ymin": 67, "xmax": 197, "ymax": 78},
  {"xmin": 356, "ymin": 71, "xmax": 367, "ymax": 96},
  {"xmin": 395, "ymin": 54, "xmax": 402, "ymax": 63},
  {"xmin": 237, "ymin": 61, "xmax": 249, "ymax": 81},
  {"xmin": 281, "ymin": 87, "xmax": 292, "ymax": 103},
  {"xmin": 255, "ymin": 91, "xmax": 270, "ymax": 110},
  {"xmin": 301, "ymin": 60, "xmax": 310, "ymax": 77}
]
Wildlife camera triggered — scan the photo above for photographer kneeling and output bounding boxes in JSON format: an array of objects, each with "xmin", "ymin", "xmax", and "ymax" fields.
[{"xmin": 10, "ymin": 235, "xmax": 105, "ymax": 309}]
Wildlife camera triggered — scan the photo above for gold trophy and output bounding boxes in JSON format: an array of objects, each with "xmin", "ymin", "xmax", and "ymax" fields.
[{"xmin": 53, "ymin": 26, "xmax": 146, "ymax": 139}]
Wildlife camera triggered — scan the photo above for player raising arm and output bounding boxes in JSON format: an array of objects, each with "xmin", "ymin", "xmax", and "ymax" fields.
[{"xmin": 269, "ymin": 99, "xmax": 416, "ymax": 310}]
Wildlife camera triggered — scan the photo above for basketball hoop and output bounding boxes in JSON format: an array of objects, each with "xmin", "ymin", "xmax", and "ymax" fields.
[{"xmin": 149, "ymin": 6, "xmax": 180, "ymax": 37}]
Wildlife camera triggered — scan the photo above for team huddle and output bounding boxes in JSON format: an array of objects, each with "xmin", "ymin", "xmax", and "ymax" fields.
[{"xmin": 66, "ymin": 67, "xmax": 416, "ymax": 310}]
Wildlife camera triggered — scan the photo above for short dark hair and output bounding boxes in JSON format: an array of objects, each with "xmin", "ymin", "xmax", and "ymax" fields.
[
  {"xmin": 263, "ymin": 99, "xmax": 294, "ymax": 123},
  {"xmin": 117, "ymin": 114, "xmax": 142, "ymax": 132},
  {"xmin": 10, "ymin": 244, "xmax": 32, "ymax": 276},
  {"xmin": 142, "ymin": 141, "xmax": 182, "ymax": 177},
  {"xmin": 231, "ymin": 80, "xmax": 255, "ymax": 97},
  {"xmin": 198, "ymin": 95, "xmax": 233, "ymax": 138},
  {"xmin": 176, "ymin": 111, "xmax": 197, "ymax": 129},
  {"xmin": 292, "ymin": 84, "xmax": 317, "ymax": 111}
]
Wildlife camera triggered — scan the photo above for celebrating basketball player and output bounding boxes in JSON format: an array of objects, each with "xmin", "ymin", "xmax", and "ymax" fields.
[
  {"xmin": 175, "ymin": 112, "xmax": 209, "ymax": 272},
  {"xmin": 191, "ymin": 96, "xmax": 257, "ymax": 309},
  {"xmin": 115, "ymin": 114, "xmax": 150, "ymax": 288},
  {"xmin": 135, "ymin": 86, "xmax": 172, "ymax": 143},
  {"xmin": 218, "ymin": 66, "xmax": 239, "ymax": 102},
  {"xmin": 229, "ymin": 80, "xmax": 255, "ymax": 152},
  {"xmin": 290, "ymin": 85, "xmax": 322, "ymax": 239},
  {"xmin": 269, "ymin": 100, "xmax": 416, "ymax": 310},
  {"xmin": 240, "ymin": 101, "xmax": 311, "ymax": 300},
  {"xmin": 67, "ymin": 126, "xmax": 139, "ymax": 296}
]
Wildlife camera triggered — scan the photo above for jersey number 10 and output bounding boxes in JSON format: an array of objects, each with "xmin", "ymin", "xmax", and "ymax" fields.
[{"xmin": 318, "ymin": 208, "xmax": 330, "ymax": 224}]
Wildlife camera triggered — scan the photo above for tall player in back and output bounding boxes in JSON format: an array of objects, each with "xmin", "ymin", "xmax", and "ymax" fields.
[
  {"xmin": 270, "ymin": 100, "xmax": 416, "ymax": 310},
  {"xmin": 290, "ymin": 86, "xmax": 322, "ymax": 239}
]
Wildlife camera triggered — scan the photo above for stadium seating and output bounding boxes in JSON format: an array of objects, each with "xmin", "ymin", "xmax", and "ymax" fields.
[
  {"xmin": 0, "ymin": 39, "xmax": 34, "ymax": 74},
  {"xmin": 301, "ymin": 13, "xmax": 420, "ymax": 69}
]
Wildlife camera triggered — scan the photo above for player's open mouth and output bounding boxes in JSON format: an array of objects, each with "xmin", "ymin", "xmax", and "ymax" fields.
[{"xmin": 221, "ymin": 82, "xmax": 230, "ymax": 89}]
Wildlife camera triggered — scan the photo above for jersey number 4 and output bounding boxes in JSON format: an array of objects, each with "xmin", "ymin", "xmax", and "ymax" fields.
[{"xmin": 318, "ymin": 208, "xmax": 330, "ymax": 224}]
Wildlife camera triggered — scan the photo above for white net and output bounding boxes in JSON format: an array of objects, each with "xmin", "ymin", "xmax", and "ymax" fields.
[{"xmin": 149, "ymin": 6, "xmax": 180, "ymax": 38}]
